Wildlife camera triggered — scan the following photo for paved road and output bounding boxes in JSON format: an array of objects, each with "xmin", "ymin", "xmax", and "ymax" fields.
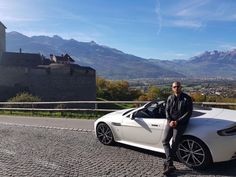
[
  {"xmin": 0, "ymin": 115, "xmax": 95, "ymax": 131},
  {"xmin": 0, "ymin": 116, "xmax": 235, "ymax": 176}
]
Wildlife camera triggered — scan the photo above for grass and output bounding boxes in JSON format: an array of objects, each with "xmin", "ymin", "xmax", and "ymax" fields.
[
  {"xmin": 0, "ymin": 110, "xmax": 107, "ymax": 120},
  {"xmin": 0, "ymin": 98, "xmax": 137, "ymax": 120}
]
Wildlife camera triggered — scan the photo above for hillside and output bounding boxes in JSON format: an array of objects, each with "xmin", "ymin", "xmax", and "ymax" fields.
[
  {"xmin": 149, "ymin": 50, "xmax": 236, "ymax": 78},
  {"xmin": 6, "ymin": 31, "xmax": 236, "ymax": 79}
]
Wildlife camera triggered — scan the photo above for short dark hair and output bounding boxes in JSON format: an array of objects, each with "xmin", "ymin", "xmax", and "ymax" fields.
[{"xmin": 172, "ymin": 81, "xmax": 181, "ymax": 87}]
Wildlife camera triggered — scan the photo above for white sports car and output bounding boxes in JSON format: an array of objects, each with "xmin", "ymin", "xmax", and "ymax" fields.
[{"xmin": 94, "ymin": 101, "xmax": 236, "ymax": 169}]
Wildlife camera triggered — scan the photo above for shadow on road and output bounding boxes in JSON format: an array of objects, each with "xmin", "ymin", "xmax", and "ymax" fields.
[{"xmin": 114, "ymin": 142, "xmax": 236, "ymax": 176}]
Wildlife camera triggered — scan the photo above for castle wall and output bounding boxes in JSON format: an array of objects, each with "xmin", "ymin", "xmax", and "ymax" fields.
[
  {"xmin": 0, "ymin": 64, "xmax": 96, "ymax": 102},
  {"xmin": 0, "ymin": 22, "xmax": 6, "ymax": 54},
  {"xmin": 0, "ymin": 22, "xmax": 96, "ymax": 103},
  {"xmin": 0, "ymin": 66, "xmax": 30, "ymax": 100}
]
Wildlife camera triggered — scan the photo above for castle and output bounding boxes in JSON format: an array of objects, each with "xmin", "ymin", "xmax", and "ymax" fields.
[{"xmin": 0, "ymin": 21, "xmax": 96, "ymax": 101}]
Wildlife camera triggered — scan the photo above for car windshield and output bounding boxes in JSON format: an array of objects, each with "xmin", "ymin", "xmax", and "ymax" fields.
[
  {"xmin": 122, "ymin": 109, "xmax": 135, "ymax": 116},
  {"xmin": 133, "ymin": 101, "xmax": 166, "ymax": 118}
]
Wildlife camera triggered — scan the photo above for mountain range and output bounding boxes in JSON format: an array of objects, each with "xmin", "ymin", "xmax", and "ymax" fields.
[{"xmin": 6, "ymin": 31, "xmax": 236, "ymax": 79}]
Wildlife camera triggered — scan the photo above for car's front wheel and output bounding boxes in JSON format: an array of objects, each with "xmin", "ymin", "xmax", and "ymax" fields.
[
  {"xmin": 96, "ymin": 123, "xmax": 114, "ymax": 145},
  {"xmin": 176, "ymin": 136, "xmax": 212, "ymax": 169}
]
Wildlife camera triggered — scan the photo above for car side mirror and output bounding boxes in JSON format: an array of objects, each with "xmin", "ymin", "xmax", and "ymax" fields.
[
  {"xmin": 130, "ymin": 108, "xmax": 147, "ymax": 120},
  {"xmin": 130, "ymin": 112, "xmax": 136, "ymax": 120}
]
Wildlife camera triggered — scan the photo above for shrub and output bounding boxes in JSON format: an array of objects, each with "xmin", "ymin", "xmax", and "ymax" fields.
[
  {"xmin": 6, "ymin": 92, "xmax": 41, "ymax": 108},
  {"xmin": 8, "ymin": 92, "xmax": 41, "ymax": 102}
]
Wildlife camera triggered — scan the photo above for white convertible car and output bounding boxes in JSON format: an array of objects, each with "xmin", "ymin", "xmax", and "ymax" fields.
[{"xmin": 94, "ymin": 101, "xmax": 236, "ymax": 169}]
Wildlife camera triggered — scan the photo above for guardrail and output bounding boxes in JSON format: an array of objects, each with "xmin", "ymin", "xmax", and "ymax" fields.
[
  {"xmin": 0, "ymin": 101, "xmax": 148, "ymax": 112},
  {"xmin": 194, "ymin": 102, "xmax": 236, "ymax": 106},
  {"xmin": 0, "ymin": 101, "xmax": 235, "ymax": 112}
]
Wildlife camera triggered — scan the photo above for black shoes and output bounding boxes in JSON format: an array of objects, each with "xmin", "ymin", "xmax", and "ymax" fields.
[
  {"xmin": 169, "ymin": 165, "xmax": 176, "ymax": 171},
  {"xmin": 163, "ymin": 164, "xmax": 176, "ymax": 175}
]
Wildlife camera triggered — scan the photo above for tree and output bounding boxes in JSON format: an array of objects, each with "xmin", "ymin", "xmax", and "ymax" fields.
[
  {"xmin": 96, "ymin": 77, "xmax": 142, "ymax": 100},
  {"xmin": 138, "ymin": 86, "xmax": 163, "ymax": 101},
  {"xmin": 146, "ymin": 86, "xmax": 161, "ymax": 100},
  {"xmin": 190, "ymin": 93, "xmax": 206, "ymax": 102}
]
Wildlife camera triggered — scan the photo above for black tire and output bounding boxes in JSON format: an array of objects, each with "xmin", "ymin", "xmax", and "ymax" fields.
[
  {"xmin": 176, "ymin": 136, "xmax": 212, "ymax": 169},
  {"xmin": 96, "ymin": 123, "xmax": 114, "ymax": 145}
]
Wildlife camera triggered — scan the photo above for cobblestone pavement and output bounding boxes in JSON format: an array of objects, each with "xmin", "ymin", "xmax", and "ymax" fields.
[{"xmin": 0, "ymin": 124, "xmax": 235, "ymax": 177}]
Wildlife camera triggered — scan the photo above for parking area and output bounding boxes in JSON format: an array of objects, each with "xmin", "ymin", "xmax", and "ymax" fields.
[{"xmin": 0, "ymin": 124, "xmax": 235, "ymax": 177}]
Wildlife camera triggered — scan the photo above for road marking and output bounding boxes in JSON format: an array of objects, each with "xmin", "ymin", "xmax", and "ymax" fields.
[
  {"xmin": 0, "ymin": 148, "xmax": 15, "ymax": 155},
  {"xmin": 34, "ymin": 158, "xmax": 60, "ymax": 170},
  {"xmin": 0, "ymin": 122, "xmax": 94, "ymax": 132}
]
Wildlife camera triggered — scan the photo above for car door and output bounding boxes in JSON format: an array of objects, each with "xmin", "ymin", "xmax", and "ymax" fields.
[{"xmin": 121, "ymin": 104, "xmax": 167, "ymax": 147}]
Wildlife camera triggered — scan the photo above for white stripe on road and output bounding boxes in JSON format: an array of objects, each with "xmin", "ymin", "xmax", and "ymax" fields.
[{"xmin": 0, "ymin": 122, "xmax": 94, "ymax": 132}]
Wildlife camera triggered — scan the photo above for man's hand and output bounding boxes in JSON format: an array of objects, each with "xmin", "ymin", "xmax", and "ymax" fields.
[
  {"xmin": 169, "ymin": 121, "xmax": 174, "ymax": 127},
  {"xmin": 169, "ymin": 121, "xmax": 177, "ymax": 128}
]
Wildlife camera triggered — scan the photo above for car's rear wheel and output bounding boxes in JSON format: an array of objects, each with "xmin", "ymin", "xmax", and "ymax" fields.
[
  {"xmin": 176, "ymin": 136, "xmax": 212, "ymax": 169},
  {"xmin": 96, "ymin": 123, "xmax": 114, "ymax": 145}
]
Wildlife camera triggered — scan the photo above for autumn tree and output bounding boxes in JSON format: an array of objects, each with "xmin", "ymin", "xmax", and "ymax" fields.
[
  {"xmin": 190, "ymin": 93, "xmax": 206, "ymax": 102},
  {"xmin": 96, "ymin": 77, "xmax": 142, "ymax": 100},
  {"xmin": 138, "ymin": 86, "xmax": 169, "ymax": 101}
]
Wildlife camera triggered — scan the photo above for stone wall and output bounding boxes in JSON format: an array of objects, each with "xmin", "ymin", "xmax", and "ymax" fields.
[
  {"xmin": 0, "ymin": 64, "xmax": 96, "ymax": 102},
  {"xmin": 0, "ymin": 22, "xmax": 6, "ymax": 54}
]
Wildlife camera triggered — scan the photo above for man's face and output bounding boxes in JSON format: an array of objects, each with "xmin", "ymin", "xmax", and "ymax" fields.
[{"xmin": 172, "ymin": 83, "xmax": 182, "ymax": 95}]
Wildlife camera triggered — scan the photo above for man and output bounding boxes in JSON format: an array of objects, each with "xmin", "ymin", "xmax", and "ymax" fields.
[{"xmin": 162, "ymin": 81, "xmax": 193, "ymax": 175}]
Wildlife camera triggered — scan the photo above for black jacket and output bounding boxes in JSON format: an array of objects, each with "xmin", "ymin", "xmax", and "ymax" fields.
[{"xmin": 165, "ymin": 92, "xmax": 193, "ymax": 125}]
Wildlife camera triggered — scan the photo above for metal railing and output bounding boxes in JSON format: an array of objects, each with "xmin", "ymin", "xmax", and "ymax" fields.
[
  {"xmin": 0, "ymin": 101, "xmax": 235, "ymax": 112},
  {"xmin": 0, "ymin": 101, "xmax": 147, "ymax": 112}
]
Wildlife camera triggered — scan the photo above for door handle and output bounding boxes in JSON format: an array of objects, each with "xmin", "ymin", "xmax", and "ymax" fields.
[
  {"xmin": 111, "ymin": 122, "xmax": 121, "ymax": 126},
  {"xmin": 151, "ymin": 124, "xmax": 160, "ymax": 127}
]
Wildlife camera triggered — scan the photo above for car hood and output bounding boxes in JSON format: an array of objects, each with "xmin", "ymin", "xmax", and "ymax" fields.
[
  {"xmin": 96, "ymin": 108, "xmax": 134, "ymax": 121},
  {"xmin": 104, "ymin": 108, "xmax": 134, "ymax": 117},
  {"xmin": 113, "ymin": 108, "xmax": 135, "ymax": 115}
]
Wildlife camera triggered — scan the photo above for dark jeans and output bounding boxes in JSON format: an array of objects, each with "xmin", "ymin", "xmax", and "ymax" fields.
[{"xmin": 162, "ymin": 123, "xmax": 187, "ymax": 166}]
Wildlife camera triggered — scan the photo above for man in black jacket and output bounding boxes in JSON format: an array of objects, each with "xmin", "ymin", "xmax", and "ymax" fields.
[{"xmin": 162, "ymin": 81, "xmax": 193, "ymax": 175}]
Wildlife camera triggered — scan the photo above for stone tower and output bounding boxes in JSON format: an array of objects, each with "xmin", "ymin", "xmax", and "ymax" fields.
[{"xmin": 0, "ymin": 21, "xmax": 6, "ymax": 54}]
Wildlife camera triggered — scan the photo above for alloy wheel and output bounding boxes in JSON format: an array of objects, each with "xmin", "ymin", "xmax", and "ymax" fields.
[
  {"xmin": 96, "ymin": 123, "xmax": 114, "ymax": 145},
  {"xmin": 177, "ymin": 139, "xmax": 206, "ymax": 167}
]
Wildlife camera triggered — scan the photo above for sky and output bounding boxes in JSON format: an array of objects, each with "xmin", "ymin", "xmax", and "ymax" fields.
[{"xmin": 1, "ymin": 0, "xmax": 236, "ymax": 60}]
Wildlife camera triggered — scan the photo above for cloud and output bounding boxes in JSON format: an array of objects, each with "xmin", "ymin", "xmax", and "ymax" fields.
[
  {"xmin": 173, "ymin": 53, "xmax": 187, "ymax": 58},
  {"xmin": 163, "ymin": 0, "xmax": 236, "ymax": 29},
  {"xmin": 0, "ymin": 1, "xmax": 44, "ymax": 23},
  {"xmin": 167, "ymin": 20, "xmax": 203, "ymax": 28},
  {"xmin": 2, "ymin": 16, "xmax": 42, "ymax": 23},
  {"xmin": 161, "ymin": 51, "xmax": 188, "ymax": 59},
  {"xmin": 47, "ymin": 8, "xmax": 84, "ymax": 21},
  {"xmin": 155, "ymin": 0, "xmax": 162, "ymax": 36},
  {"xmin": 174, "ymin": 0, "xmax": 211, "ymax": 17},
  {"xmin": 219, "ymin": 44, "xmax": 236, "ymax": 51},
  {"xmin": 221, "ymin": 13, "xmax": 236, "ymax": 21},
  {"xmin": 0, "ymin": 1, "xmax": 85, "ymax": 25}
]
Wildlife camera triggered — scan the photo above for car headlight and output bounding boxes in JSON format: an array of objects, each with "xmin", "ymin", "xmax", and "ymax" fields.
[{"xmin": 217, "ymin": 123, "xmax": 236, "ymax": 136}]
